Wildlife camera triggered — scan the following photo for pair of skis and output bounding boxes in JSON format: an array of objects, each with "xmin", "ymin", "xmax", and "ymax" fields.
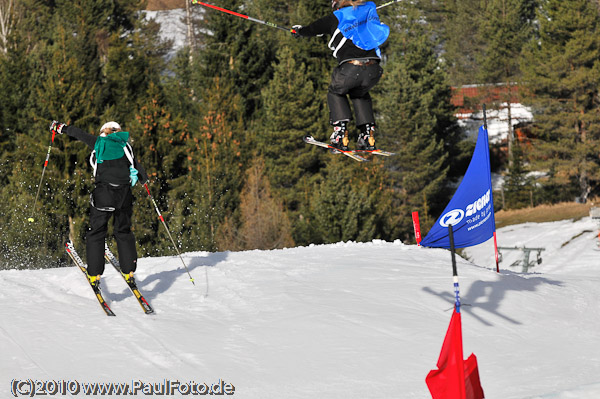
[
  {"xmin": 65, "ymin": 242, "xmax": 154, "ymax": 316},
  {"xmin": 303, "ymin": 136, "xmax": 395, "ymax": 162}
]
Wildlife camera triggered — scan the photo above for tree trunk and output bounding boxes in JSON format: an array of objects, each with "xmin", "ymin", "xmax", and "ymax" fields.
[
  {"xmin": 185, "ymin": 0, "xmax": 195, "ymax": 63},
  {"xmin": 0, "ymin": 0, "xmax": 15, "ymax": 55}
]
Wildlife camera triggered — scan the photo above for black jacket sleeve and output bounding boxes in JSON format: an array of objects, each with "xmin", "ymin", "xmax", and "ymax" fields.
[
  {"xmin": 134, "ymin": 157, "xmax": 149, "ymax": 185},
  {"xmin": 63, "ymin": 125, "xmax": 97, "ymax": 149},
  {"xmin": 298, "ymin": 14, "xmax": 337, "ymax": 37}
]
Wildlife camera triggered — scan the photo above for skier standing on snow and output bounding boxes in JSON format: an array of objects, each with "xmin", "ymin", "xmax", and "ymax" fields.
[
  {"xmin": 50, "ymin": 120, "xmax": 148, "ymax": 288},
  {"xmin": 292, "ymin": 0, "xmax": 389, "ymax": 151}
]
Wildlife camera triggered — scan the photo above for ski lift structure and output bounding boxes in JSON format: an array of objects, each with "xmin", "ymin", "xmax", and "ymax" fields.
[
  {"xmin": 497, "ymin": 246, "xmax": 545, "ymax": 273},
  {"xmin": 590, "ymin": 207, "xmax": 600, "ymax": 245}
]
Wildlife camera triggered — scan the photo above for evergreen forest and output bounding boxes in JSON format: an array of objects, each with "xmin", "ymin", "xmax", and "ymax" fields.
[{"xmin": 0, "ymin": 0, "xmax": 599, "ymax": 269}]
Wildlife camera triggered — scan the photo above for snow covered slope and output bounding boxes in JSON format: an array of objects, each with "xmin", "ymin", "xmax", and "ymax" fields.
[{"xmin": 1, "ymin": 219, "xmax": 600, "ymax": 398}]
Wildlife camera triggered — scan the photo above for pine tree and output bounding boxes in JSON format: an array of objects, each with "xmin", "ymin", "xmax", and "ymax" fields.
[
  {"xmin": 436, "ymin": 0, "xmax": 487, "ymax": 86},
  {"xmin": 0, "ymin": 165, "xmax": 61, "ymax": 269},
  {"xmin": 258, "ymin": 1, "xmax": 387, "ymax": 244},
  {"xmin": 259, "ymin": 45, "xmax": 326, "ymax": 211},
  {"xmin": 375, "ymin": 4, "xmax": 466, "ymax": 240},
  {"xmin": 479, "ymin": 0, "xmax": 537, "ymax": 84},
  {"xmin": 218, "ymin": 157, "xmax": 294, "ymax": 250},
  {"xmin": 101, "ymin": 11, "xmax": 170, "ymax": 122},
  {"xmin": 123, "ymin": 81, "xmax": 190, "ymax": 256},
  {"xmin": 194, "ymin": 0, "xmax": 279, "ymax": 120},
  {"xmin": 309, "ymin": 159, "xmax": 394, "ymax": 243},
  {"xmin": 0, "ymin": 0, "xmax": 40, "ymax": 157},
  {"xmin": 0, "ymin": 1, "xmax": 59, "ymax": 267},
  {"xmin": 0, "ymin": 0, "xmax": 172, "ymax": 266},
  {"xmin": 521, "ymin": 0, "xmax": 600, "ymax": 202},
  {"xmin": 478, "ymin": 0, "xmax": 537, "ymax": 166},
  {"xmin": 158, "ymin": 77, "xmax": 246, "ymax": 253},
  {"xmin": 3, "ymin": 0, "xmax": 111, "ymax": 259},
  {"xmin": 503, "ymin": 140, "xmax": 534, "ymax": 208}
]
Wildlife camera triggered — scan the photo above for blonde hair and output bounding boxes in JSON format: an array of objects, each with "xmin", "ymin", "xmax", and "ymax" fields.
[{"xmin": 338, "ymin": 0, "xmax": 365, "ymax": 8}]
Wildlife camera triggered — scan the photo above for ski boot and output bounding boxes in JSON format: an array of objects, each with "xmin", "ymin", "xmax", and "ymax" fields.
[
  {"xmin": 87, "ymin": 273, "xmax": 101, "ymax": 289},
  {"xmin": 122, "ymin": 271, "xmax": 135, "ymax": 284},
  {"xmin": 357, "ymin": 123, "xmax": 376, "ymax": 151},
  {"xmin": 330, "ymin": 121, "xmax": 350, "ymax": 151}
]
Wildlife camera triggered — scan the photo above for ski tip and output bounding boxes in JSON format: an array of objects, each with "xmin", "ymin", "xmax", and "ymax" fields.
[{"xmin": 103, "ymin": 304, "xmax": 116, "ymax": 316}]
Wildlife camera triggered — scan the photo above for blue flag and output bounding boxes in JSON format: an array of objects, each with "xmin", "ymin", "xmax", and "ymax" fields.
[{"xmin": 421, "ymin": 126, "xmax": 496, "ymax": 249}]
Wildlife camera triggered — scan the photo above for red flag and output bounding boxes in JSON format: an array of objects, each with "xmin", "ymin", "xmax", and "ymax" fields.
[
  {"xmin": 426, "ymin": 309, "xmax": 484, "ymax": 399},
  {"xmin": 464, "ymin": 354, "xmax": 484, "ymax": 399}
]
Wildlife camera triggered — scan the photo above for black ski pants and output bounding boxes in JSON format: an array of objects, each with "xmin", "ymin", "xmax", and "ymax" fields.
[
  {"xmin": 327, "ymin": 60, "xmax": 383, "ymax": 127},
  {"xmin": 86, "ymin": 182, "xmax": 138, "ymax": 276}
]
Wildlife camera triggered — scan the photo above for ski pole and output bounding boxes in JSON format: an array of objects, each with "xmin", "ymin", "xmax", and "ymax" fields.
[
  {"xmin": 191, "ymin": 0, "xmax": 296, "ymax": 34},
  {"xmin": 376, "ymin": 0, "xmax": 403, "ymax": 9},
  {"xmin": 143, "ymin": 183, "xmax": 196, "ymax": 286},
  {"xmin": 30, "ymin": 129, "xmax": 57, "ymax": 222}
]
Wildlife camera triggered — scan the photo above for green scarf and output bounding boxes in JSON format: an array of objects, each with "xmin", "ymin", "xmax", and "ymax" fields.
[{"xmin": 93, "ymin": 131, "xmax": 130, "ymax": 163}]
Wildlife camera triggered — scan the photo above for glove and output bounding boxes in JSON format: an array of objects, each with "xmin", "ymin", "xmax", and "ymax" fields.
[
  {"xmin": 129, "ymin": 166, "xmax": 139, "ymax": 187},
  {"xmin": 49, "ymin": 120, "xmax": 67, "ymax": 135},
  {"xmin": 291, "ymin": 25, "xmax": 302, "ymax": 38}
]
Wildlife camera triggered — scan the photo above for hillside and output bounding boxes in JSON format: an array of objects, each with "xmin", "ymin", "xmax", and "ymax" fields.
[
  {"xmin": 146, "ymin": 0, "xmax": 185, "ymax": 11},
  {"xmin": 2, "ymin": 219, "xmax": 600, "ymax": 398},
  {"xmin": 494, "ymin": 201, "xmax": 593, "ymax": 228}
]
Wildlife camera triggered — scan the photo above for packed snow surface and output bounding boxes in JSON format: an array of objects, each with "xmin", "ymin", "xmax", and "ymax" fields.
[{"xmin": 1, "ymin": 217, "xmax": 600, "ymax": 398}]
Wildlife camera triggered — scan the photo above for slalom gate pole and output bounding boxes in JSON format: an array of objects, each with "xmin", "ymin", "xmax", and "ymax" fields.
[
  {"xmin": 376, "ymin": 0, "xmax": 403, "ymax": 9},
  {"xmin": 493, "ymin": 232, "xmax": 500, "ymax": 273},
  {"xmin": 191, "ymin": 0, "xmax": 295, "ymax": 33},
  {"xmin": 483, "ymin": 103, "xmax": 500, "ymax": 273},
  {"xmin": 143, "ymin": 183, "xmax": 196, "ymax": 286},
  {"xmin": 448, "ymin": 224, "xmax": 461, "ymax": 312},
  {"xmin": 30, "ymin": 129, "xmax": 57, "ymax": 222},
  {"xmin": 412, "ymin": 211, "xmax": 422, "ymax": 246},
  {"xmin": 483, "ymin": 103, "xmax": 488, "ymax": 129}
]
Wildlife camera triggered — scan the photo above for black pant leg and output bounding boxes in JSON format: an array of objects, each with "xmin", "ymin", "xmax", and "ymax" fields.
[
  {"xmin": 113, "ymin": 207, "xmax": 137, "ymax": 274},
  {"xmin": 349, "ymin": 63, "xmax": 383, "ymax": 126},
  {"xmin": 113, "ymin": 187, "xmax": 137, "ymax": 274},
  {"xmin": 351, "ymin": 92, "xmax": 375, "ymax": 126},
  {"xmin": 327, "ymin": 64, "xmax": 354, "ymax": 123},
  {"xmin": 86, "ymin": 207, "xmax": 111, "ymax": 276}
]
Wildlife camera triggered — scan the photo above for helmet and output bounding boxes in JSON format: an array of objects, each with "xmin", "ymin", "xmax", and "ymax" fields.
[{"xmin": 100, "ymin": 121, "xmax": 121, "ymax": 134}]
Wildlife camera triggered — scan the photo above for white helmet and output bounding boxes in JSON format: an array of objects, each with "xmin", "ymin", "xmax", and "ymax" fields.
[{"xmin": 100, "ymin": 121, "xmax": 121, "ymax": 134}]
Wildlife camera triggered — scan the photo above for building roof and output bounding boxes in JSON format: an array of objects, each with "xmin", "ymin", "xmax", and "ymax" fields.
[{"xmin": 451, "ymin": 84, "xmax": 532, "ymax": 143}]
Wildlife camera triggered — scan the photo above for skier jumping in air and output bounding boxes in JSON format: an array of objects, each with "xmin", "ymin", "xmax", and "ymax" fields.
[
  {"xmin": 293, "ymin": 0, "xmax": 389, "ymax": 151},
  {"xmin": 50, "ymin": 120, "xmax": 148, "ymax": 288}
]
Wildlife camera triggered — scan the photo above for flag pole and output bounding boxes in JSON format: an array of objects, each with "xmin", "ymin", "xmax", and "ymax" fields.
[
  {"xmin": 483, "ymin": 104, "xmax": 500, "ymax": 273},
  {"xmin": 448, "ymin": 224, "xmax": 460, "ymax": 312}
]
